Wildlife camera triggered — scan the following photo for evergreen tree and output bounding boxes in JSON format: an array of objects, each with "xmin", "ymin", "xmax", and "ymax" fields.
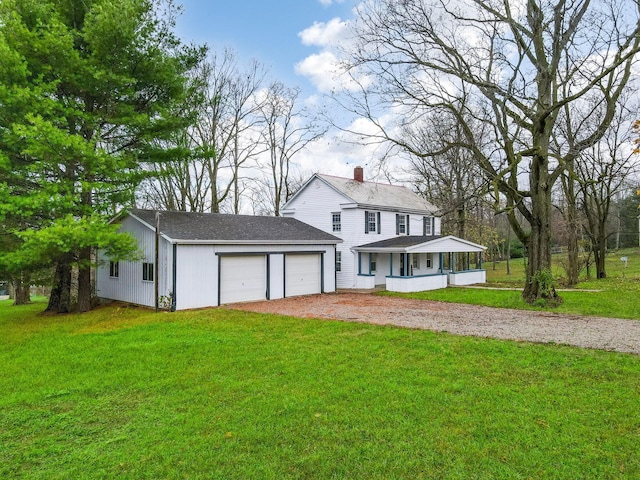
[{"xmin": 0, "ymin": 0, "xmax": 204, "ymax": 312}]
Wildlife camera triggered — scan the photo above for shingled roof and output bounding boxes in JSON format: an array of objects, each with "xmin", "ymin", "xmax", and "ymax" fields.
[
  {"xmin": 357, "ymin": 235, "xmax": 444, "ymax": 249},
  {"xmin": 128, "ymin": 209, "xmax": 340, "ymax": 244},
  {"xmin": 316, "ymin": 174, "xmax": 438, "ymax": 214}
]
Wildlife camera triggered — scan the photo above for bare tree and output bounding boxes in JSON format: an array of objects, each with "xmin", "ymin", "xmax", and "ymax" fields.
[
  {"xmin": 336, "ymin": 0, "xmax": 640, "ymax": 303},
  {"xmin": 407, "ymin": 109, "xmax": 489, "ymax": 238},
  {"xmin": 575, "ymin": 104, "xmax": 639, "ymax": 278},
  {"xmin": 257, "ymin": 82, "xmax": 326, "ymax": 216}
]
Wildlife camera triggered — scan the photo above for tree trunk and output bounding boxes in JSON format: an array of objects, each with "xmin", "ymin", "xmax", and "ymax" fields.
[
  {"xmin": 77, "ymin": 247, "xmax": 92, "ymax": 312},
  {"xmin": 46, "ymin": 255, "xmax": 73, "ymax": 313},
  {"xmin": 12, "ymin": 275, "xmax": 31, "ymax": 305},
  {"xmin": 564, "ymin": 175, "xmax": 580, "ymax": 287},
  {"xmin": 522, "ymin": 156, "xmax": 557, "ymax": 303}
]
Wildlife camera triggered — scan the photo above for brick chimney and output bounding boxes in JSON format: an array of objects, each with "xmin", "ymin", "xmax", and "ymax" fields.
[{"xmin": 354, "ymin": 166, "xmax": 364, "ymax": 183}]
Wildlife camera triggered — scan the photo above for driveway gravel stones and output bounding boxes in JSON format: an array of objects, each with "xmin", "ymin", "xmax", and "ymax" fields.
[{"xmin": 226, "ymin": 292, "xmax": 640, "ymax": 355}]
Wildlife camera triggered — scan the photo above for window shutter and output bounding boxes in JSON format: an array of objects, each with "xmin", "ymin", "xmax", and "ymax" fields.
[
  {"xmin": 423, "ymin": 216, "xmax": 427, "ymax": 236},
  {"xmin": 365, "ymin": 210, "xmax": 369, "ymax": 234},
  {"xmin": 395, "ymin": 214, "xmax": 399, "ymax": 235},
  {"xmin": 377, "ymin": 212, "xmax": 381, "ymax": 234},
  {"xmin": 406, "ymin": 215, "xmax": 410, "ymax": 235},
  {"xmin": 432, "ymin": 217, "xmax": 435, "ymax": 235}
]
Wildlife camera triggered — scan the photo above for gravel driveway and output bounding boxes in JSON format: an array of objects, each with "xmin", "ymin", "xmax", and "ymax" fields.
[{"xmin": 227, "ymin": 292, "xmax": 640, "ymax": 355}]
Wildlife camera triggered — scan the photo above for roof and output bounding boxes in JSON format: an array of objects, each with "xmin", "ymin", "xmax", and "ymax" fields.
[
  {"xmin": 354, "ymin": 235, "xmax": 486, "ymax": 253},
  {"xmin": 316, "ymin": 174, "xmax": 438, "ymax": 214},
  {"xmin": 127, "ymin": 209, "xmax": 341, "ymax": 244},
  {"xmin": 357, "ymin": 235, "xmax": 444, "ymax": 249}
]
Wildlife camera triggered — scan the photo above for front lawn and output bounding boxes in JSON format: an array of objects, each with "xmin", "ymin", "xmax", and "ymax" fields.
[
  {"xmin": 2, "ymin": 298, "xmax": 639, "ymax": 478},
  {"xmin": 385, "ymin": 247, "xmax": 640, "ymax": 319}
]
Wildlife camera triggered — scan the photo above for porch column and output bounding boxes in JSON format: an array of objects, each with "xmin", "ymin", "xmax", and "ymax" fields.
[
  {"xmin": 467, "ymin": 252, "xmax": 470, "ymax": 271},
  {"xmin": 451, "ymin": 253, "xmax": 455, "ymax": 273},
  {"xmin": 479, "ymin": 252, "xmax": 483, "ymax": 269},
  {"xmin": 405, "ymin": 253, "xmax": 410, "ymax": 276},
  {"xmin": 389, "ymin": 253, "xmax": 393, "ymax": 276}
]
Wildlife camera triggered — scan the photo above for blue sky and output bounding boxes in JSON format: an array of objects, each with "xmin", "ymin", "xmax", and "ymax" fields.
[{"xmin": 174, "ymin": 0, "xmax": 359, "ymax": 97}]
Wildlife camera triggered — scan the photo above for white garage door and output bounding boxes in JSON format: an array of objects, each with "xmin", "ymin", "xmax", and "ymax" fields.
[
  {"xmin": 219, "ymin": 255, "xmax": 267, "ymax": 304},
  {"xmin": 285, "ymin": 254, "xmax": 322, "ymax": 297}
]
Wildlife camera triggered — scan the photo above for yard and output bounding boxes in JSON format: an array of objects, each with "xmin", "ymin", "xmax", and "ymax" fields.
[
  {"xmin": 386, "ymin": 247, "xmax": 640, "ymax": 320},
  {"xmin": 1, "ymin": 296, "xmax": 639, "ymax": 479}
]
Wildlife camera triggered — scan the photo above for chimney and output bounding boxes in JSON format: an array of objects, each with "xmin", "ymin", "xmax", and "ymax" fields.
[{"xmin": 354, "ymin": 166, "xmax": 364, "ymax": 183}]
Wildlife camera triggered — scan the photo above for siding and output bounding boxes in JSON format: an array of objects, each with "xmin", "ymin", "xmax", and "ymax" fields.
[
  {"xmin": 98, "ymin": 214, "xmax": 337, "ymax": 310},
  {"xmin": 284, "ymin": 177, "xmax": 441, "ymax": 289},
  {"xmin": 96, "ymin": 216, "xmax": 173, "ymax": 308}
]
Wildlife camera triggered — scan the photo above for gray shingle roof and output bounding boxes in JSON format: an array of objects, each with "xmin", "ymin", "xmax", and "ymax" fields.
[
  {"xmin": 357, "ymin": 235, "xmax": 443, "ymax": 249},
  {"xmin": 129, "ymin": 209, "xmax": 340, "ymax": 244},
  {"xmin": 317, "ymin": 174, "xmax": 437, "ymax": 213}
]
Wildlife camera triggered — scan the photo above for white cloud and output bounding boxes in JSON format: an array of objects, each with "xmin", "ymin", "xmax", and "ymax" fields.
[
  {"xmin": 317, "ymin": 0, "xmax": 346, "ymax": 6},
  {"xmin": 299, "ymin": 18, "xmax": 348, "ymax": 47},
  {"xmin": 295, "ymin": 51, "xmax": 342, "ymax": 93}
]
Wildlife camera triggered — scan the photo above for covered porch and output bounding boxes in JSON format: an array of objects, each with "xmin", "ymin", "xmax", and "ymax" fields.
[{"xmin": 353, "ymin": 235, "xmax": 487, "ymax": 293}]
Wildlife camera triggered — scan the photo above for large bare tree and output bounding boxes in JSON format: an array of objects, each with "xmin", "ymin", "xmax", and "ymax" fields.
[
  {"xmin": 337, "ymin": 0, "xmax": 640, "ymax": 303},
  {"xmin": 256, "ymin": 82, "xmax": 326, "ymax": 216}
]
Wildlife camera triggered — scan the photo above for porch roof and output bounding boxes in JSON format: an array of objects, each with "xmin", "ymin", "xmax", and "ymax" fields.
[{"xmin": 353, "ymin": 235, "xmax": 486, "ymax": 253}]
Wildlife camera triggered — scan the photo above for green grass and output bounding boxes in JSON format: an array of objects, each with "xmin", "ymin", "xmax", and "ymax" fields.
[
  {"xmin": 2, "ymin": 298, "xmax": 639, "ymax": 479},
  {"xmin": 385, "ymin": 247, "xmax": 640, "ymax": 320}
]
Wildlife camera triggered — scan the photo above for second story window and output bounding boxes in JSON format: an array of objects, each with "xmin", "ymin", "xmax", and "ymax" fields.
[
  {"xmin": 396, "ymin": 214, "xmax": 410, "ymax": 235},
  {"xmin": 332, "ymin": 213, "xmax": 341, "ymax": 232},
  {"xmin": 423, "ymin": 216, "xmax": 433, "ymax": 236},
  {"xmin": 365, "ymin": 211, "xmax": 380, "ymax": 234}
]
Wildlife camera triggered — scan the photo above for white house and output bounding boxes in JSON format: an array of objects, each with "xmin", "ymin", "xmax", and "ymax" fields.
[
  {"xmin": 96, "ymin": 209, "xmax": 340, "ymax": 310},
  {"xmin": 281, "ymin": 167, "xmax": 487, "ymax": 292}
]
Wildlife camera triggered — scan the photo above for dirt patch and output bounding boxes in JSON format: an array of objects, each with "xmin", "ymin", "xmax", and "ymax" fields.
[{"xmin": 226, "ymin": 292, "xmax": 640, "ymax": 355}]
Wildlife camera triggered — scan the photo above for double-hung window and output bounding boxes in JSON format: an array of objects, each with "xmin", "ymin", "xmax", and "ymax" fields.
[
  {"xmin": 426, "ymin": 253, "xmax": 433, "ymax": 269},
  {"xmin": 336, "ymin": 251, "xmax": 342, "ymax": 272},
  {"xmin": 396, "ymin": 214, "xmax": 410, "ymax": 235},
  {"xmin": 411, "ymin": 254, "xmax": 420, "ymax": 270},
  {"xmin": 365, "ymin": 211, "xmax": 380, "ymax": 234},
  {"xmin": 142, "ymin": 262, "xmax": 154, "ymax": 282},
  {"xmin": 332, "ymin": 213, "xmax": 341, "ymax": 232},
  {"xmin": 423, "ymin": 216, "xmax": 433, "ymax": 236},
  {"xmin": 369, "ymin": 253, "xmax": 377, "ymax": 273}
]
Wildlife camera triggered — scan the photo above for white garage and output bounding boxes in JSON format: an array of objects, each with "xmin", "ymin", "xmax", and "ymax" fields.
[
  {"xmin": 285, "ymin": 253, "xmax": 322, "ymax": 297},
  {"xmin": 97, "ymin": 209, "xmax": 341, "ymax": 310},
  {"xmin": 219, "ymin": 255, "xmax": 267, "ymax": 305}
]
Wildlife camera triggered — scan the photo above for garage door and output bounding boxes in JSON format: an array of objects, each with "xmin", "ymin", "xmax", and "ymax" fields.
[
  {"xmin": 285, "ymin": 254, "xmax": 322, "ymax": 297},
  {"xmin": 219, "ymin": 255, "xmax": 267, "ymax": 304}
]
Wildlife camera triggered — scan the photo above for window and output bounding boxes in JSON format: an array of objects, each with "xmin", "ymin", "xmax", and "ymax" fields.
[
  {"xmin": 412, "ymin": 254, "xmax": 420, "ymax": 270},
  {"xmin": 336, "ymin": 251, "xmax": 342, "ymax": 272},
  {"xmin": 109, "ymin": 261, "xmax": 119, "ymax": 278},
  {"xmin": 370, "ymin": 253, "xmax": 377, "ymax": 273},
  {"xmin": 365, "ymin": 211, "xmax": 381, "ymax": 234},
  {"xmin": 142, "ymin": 262, "xmax": 154, "ymax": 282},
  {"xmin": 332, "ymin": 213, "xmax": 341, "ymax": 232},
  {"xmin": 426, "ymin": 253, "xmax": 433, "ymax": 269},
  {"xmin": 423, "ymin": 216, "xmax": 433, "ymax": 236},
  {"xmin": 396, "ymin": 214, "xmax": 410, "ymax": 235},
  {"xmin": 368, "ymin": 212, "xmax": 377, "ymax": 233}
]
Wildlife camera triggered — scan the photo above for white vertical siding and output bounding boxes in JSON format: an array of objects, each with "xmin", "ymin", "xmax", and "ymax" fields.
[{"xmin": 96, "ymin": 216, "xmax": 173, "ymax": 308}]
